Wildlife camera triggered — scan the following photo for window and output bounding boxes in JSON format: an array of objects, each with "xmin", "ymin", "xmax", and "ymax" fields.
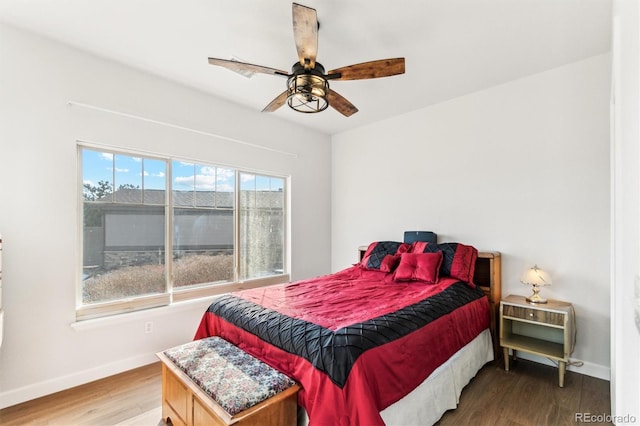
[{"xmin": 78, "ymin": 146, "xmax": 288, "ymax": 319}]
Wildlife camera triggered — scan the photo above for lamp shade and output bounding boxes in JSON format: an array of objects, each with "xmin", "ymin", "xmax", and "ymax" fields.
[
  {"xmin": 520, "ymin": 265, "xmax": 552, "ymax": 287},
  {"xmin": 521, "ymin": 265, "xmax": 552, "ymax": 303}
]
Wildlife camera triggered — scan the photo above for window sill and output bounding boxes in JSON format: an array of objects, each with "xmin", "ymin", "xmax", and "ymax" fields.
[
  {"xmin": 70, "ymin": 295, "xmax": 218, "ymax": 332},
  {"xmin": 71, "ymin": 274, "xmax": 290, "ymax": 330}
]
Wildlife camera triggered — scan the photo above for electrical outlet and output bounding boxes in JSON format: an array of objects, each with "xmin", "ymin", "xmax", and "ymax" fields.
[{"xmin": 145, "ymin": 321, "xmax": 153, "ymax": 334}]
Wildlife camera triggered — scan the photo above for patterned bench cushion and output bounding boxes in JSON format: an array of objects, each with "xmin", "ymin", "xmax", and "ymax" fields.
[{"xmin": 163, "ymin": 337, "xmax": 296, "ymax": 416}]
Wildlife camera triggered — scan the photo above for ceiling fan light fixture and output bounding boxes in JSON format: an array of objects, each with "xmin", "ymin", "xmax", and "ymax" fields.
[{"xmin": 286, "ymin": 64, "xmax": 329, "ymax": 113}]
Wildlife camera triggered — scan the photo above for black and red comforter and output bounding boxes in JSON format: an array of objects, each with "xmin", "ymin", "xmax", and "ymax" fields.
[{"xmin": 194, "ymin": 265, "xmax": 489, "ymax": 425}]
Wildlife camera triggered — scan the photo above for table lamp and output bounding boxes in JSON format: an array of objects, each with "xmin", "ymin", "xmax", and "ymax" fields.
[{"xmin": 521, "ymin": 264, "xmax": 552, "ymax": 304}]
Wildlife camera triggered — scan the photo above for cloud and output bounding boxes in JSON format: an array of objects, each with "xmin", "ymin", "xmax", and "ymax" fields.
[
  {"xmin": 174, "ymin": 174, "xmax": 215, "ymax": 190},
  {"xmin": 174, "ymin": 176, "xmax": 192, "ymax": 185},
  {"xmin": 216, "ymin": 168, "xmax": 235, "ymax": 181},
  {"xmin": 194, "ymin": 174, "xmax": 215, "ymax": 189},
  {"xmin": 200, "ymin": 166, "xmax": 215, "ymax": 176},
  {"xmin": 142, "ymin": 171, "xmax": 165, "ymax": 178}
]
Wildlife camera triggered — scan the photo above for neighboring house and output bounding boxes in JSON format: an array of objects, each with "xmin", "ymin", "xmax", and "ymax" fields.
[{"xmin": 85, "ymin": 188, "xmax": 283, "ymax": 272}]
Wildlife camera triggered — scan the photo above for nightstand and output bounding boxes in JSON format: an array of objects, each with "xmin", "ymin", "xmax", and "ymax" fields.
[{"xmin": 500, "ymin": 295, "xmax": 574, "ymax": 387}]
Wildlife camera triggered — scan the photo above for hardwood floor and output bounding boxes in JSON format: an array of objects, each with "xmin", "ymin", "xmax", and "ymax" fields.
[
  {"xmin": 0, "ymin": 358, "xmax": 610, "ymax": 425},
  {"xmin": 0, "ymin": 363, "xmax": 162, "ymax": 426},
  {"xmin": 437, "ymin": 358, "xmax": 612, "ymax": 426}
]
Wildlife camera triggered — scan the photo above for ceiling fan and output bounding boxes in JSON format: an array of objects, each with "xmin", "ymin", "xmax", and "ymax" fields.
[{"xmin": 207, "ymin": 2, "xmax": 405, "ymax": 117}]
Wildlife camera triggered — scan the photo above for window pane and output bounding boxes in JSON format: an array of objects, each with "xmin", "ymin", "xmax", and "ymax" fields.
[
  {"xmin": 143, "ymin": 158, "xmax": 166, "ymax": 205},
  {"xmin": 270, "ymin": 177, "xmax": 285, "ymax": 209},
  {"xmin": 240, "ymin": 173, "xmax": 256, "ymax": 209},
  {"xmin": 82, "ymin": 204, "xmax": 166, "ymax": 304},
  {"xmin": 240, "ymin": 173, "xmax": 285, "ymax": 280},
  {"xmin": 114, "ymin": 154, "xmax": 142, "ymax": 203},
  {"xmin": 171, "ymin": 161, "xmax": 236, "ymax": 288},
  {"xmin": 216, "ymin": 167, "xmax": 235, "ymax": 208},
  {"xmin": 195, "ymin": 165, "xmax": 216, "ymax": 208},
  {"xmin": 173, "ymin": 161, "xmax": 195, "ymax": 207},
  {"xmin": 82, "ymin": 149, "xmax": 113, "ymax": 202},
  {"xmin": 82, "ymin": 148, "xmax": 167, "ymax": 305},
  {"xmin": 173, "ymin": 208, "xmax": 234, "ymax": 287}
]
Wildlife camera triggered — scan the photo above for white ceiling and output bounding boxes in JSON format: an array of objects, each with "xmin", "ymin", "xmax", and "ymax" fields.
[{"xmin": 0, "ymin": 0, "xmax": 612, "ymax": 135}]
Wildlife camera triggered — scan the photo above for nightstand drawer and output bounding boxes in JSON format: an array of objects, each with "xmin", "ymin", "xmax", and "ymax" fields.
[{"xmin": 502, "ymin": 304, "xmax": 565, "ymax": 326}]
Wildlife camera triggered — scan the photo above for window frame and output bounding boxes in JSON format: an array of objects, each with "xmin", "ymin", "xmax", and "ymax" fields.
[{"xmin": 76, "ymin": 143, "xmax": 289, "ymax": 320}]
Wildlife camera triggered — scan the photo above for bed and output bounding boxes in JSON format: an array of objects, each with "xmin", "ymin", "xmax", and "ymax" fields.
[{"xmin": 194, "ymin": 241, "xmax": 501, "ymax": 426}]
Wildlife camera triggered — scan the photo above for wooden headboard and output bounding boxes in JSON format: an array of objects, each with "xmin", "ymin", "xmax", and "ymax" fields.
[
  {"xmin": 474, "ymin": 251, "xmax": 502, "ymax": 358},
  {"xmin": 358, "ymin": 247, "xmax": 502, "ymax": 359}
]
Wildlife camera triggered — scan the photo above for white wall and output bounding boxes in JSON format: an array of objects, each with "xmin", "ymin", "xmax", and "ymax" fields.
[
  {"xmin": 610, "ymin": 0, "xmax": 640, "ymax": 421},
  {"xmin": 332, "ymin": 54, "xmax": 611, "ymax": 379},
  {"xmin": 0, "ymin": 24, "xmax": 332, "ymax": 408}
]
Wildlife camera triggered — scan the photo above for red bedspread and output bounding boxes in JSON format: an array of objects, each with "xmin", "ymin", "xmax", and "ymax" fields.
[{"xmin": 194, "ymin": 266, "xmax": 490, "ymax": 426}]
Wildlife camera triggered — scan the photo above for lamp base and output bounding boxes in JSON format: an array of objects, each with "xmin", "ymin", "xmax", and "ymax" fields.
[
  {"xmin": 526, "ymin": 294, "xmax": 548, "ymax": 304},
  {"xmin": 526, "ymin": 286, "xmax": 547, "ymax": 304}
]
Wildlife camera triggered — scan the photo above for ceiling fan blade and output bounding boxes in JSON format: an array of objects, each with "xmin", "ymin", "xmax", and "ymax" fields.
[
  {"xmin": 208, "ymin": 58, "xmax": 289, "ymax": 77},
  {"xmin": 327, "ymin": 89, "xmax": 358, "ymax": 117},
  {"xmin": 262, "ymin": 90, "xmax": 289, "ymax": 112},
  {"xmin": 292, "ymin": 3, "xmax": 318, "ymax": 69},
  {"xmin": 327, "ymin": 58, "xmax": 405, "ymax": 81}
]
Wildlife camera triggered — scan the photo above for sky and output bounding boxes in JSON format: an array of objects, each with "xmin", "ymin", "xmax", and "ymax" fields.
[{"xmin": 81, "ymin": 148, "xmax": 284, "ymax": 194}]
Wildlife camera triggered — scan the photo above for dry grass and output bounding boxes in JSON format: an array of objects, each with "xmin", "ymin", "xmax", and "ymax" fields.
[
  {"xmin": 173, "ymin": 254, "xmax": 233, "ymax": 287},
  {"xmin": 83, "ymin": 254, "xmax": 233, "ymax": 303}
]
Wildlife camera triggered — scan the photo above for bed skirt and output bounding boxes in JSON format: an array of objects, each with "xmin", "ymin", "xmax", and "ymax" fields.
[{"xmin": 297, "ymin": 328, "xmax": 494, "ymax": 426}]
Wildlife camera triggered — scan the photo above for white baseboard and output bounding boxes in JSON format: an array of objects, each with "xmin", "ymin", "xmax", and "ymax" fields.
[
  {"xmin": 0, "ymin": 297, "xmax": 216, "ymax": 410},
  {"xmin": 1, "ymin": 346, "xmax": 611, "ymax": 410},
  {"xmin": 509, "ymin": 351, "xmax": 610, "ymax": 381},
  {"xmin": 0, "ymin": 352, "xmax": 158, "ymax": 410}
]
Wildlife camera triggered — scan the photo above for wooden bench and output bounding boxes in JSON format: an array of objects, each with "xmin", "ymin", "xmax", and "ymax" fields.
[{"xmin": 157, "ymin": 337, "xmax": 300, "ymax": 426}]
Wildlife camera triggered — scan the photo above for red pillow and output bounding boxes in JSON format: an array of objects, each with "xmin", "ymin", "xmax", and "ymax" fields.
[
  {"xmin": 410, "ymin": 242, "xmax": 478, "ymax": 284},
  {"xmin": 393, "ymin": 252, "xmax": 443, "ymax": 283}
]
